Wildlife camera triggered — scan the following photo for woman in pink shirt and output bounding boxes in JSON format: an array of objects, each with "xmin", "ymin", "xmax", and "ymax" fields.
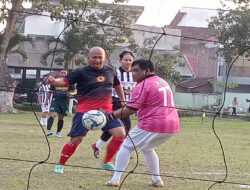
[{"xmin": 104, "ymin": 59, "xmax": 179, "ymax": 187}]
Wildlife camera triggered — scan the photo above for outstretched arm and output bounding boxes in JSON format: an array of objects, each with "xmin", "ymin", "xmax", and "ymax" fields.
[
  {"xmin": 114, "ymin": 85, "xmax": 126, "ymax": 106},
  {"xmin": 47, "ymin": 76, "xmax": 67, "ymax": 87}
]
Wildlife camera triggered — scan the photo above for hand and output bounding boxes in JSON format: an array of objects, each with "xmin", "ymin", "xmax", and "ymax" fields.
[
  {"xmin": 105, "ymin": 112, "xmax": 115, "ymax": 121},
  {"xmin": 46, "ymin": 76, "xmax": 55, "ymax": 85},
  {"xmin": 121, "ymin": 101, "xmax": 126, "ymax": 107},
  {"xmin": 99, "ymin": 108, "xmax": 115, "ymax": 121}
]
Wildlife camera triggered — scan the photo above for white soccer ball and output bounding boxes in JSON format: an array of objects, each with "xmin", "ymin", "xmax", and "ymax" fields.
[{"xmin": 82, "ymin": 110, "xmax": 107, "ymax": 130}]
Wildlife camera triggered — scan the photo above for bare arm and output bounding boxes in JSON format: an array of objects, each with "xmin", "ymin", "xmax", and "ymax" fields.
[
  {"xmin": 114, "ymin": 85, "xmax": 126, "ymax": 106},
  {"xmin": 112, "ymin": 106, "xmax": 136, "ymax": 119},
  {"xmin": 47, "ymin": 76, "xmax": 67, "ymax": 87},
  {"xmin": 37, "ymin": 93, "xmax": 42, "ymax": 105},
  {"xmin": 45, "ymin": 91, "xmax": 52, "ymax": 105}
]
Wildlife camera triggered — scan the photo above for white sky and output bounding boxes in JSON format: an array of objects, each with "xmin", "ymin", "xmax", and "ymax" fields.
[{"xmin": 100, "ymin": 0, "xmax": 225, "ymax": 26}]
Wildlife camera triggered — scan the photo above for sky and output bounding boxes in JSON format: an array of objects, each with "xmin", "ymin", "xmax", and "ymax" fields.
[{"xmin": 100, "ymin": 0, "xmax": 225, "ymax": 26}]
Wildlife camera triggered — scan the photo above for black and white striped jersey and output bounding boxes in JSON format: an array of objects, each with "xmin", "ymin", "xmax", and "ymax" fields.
[
  {"xmin": 112, "ymin": 67, "xmax": 136, "ymax": 102},
  {"xmin": 38, "ymin": 83, "xmax": 50, "ymax": 104}
]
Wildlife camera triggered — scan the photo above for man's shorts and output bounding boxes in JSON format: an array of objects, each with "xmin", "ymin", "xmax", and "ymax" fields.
[
  {"xmin": 123, "ymin": 125, "xmax": 174, "ymax": 152},
  {"xmin": 49, "ymin": 100, "xmax": 68, "ymax": 115},
  {"xmin": 41, "ymin": 104, "xmax": 49, "ymax": 113},
  {"xmin": 67, "ymin": 112, "xmax": 123, "ymax": 137}
]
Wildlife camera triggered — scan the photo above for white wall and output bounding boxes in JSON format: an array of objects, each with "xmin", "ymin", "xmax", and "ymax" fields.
[
  {"xmin": 24, "ymin": 12, "xmax": 65, "ymax": 36},
  {"xmin": 175, "ymin": 92, "xmax": 250, "ymax": 112}
]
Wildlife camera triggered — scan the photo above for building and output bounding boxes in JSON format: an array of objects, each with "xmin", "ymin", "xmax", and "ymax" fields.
[
  {"xmin": 8, "ymin": 3, "xmax": 184, "ymax": 101},
  {"xmin": 168, "ymin": 7, "xmax": 219, "ymax": 93}
]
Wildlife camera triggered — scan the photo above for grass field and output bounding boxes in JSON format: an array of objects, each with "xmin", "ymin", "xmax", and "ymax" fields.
[{"xmin": 0, "ymin": 112, "xmax": 250, "ymax": 190}]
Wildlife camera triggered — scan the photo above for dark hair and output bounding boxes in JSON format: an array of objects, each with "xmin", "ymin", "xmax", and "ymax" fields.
[
  {"xmin": 132, "ymin": 59, "xmax": 155, "ymax": 72},
  {"xmin": 119, "ymin": 50, "xmax": 134, "ymax": 60}
]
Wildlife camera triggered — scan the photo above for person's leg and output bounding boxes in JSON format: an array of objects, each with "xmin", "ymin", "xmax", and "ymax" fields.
[
  {"xmin": 97, "ymin": 131, "xmax": 112, "ymax": 147},
  {"xmin": 102, "ymin": 126, "xmax": 125, "ymax": 168},
  {"xmin": 92, "ymin": 131, "xmax": 112, "ymax": 158},
  {"xmin": 54, "ymin": 112, "xmax": 88, "ymax": 174},
  {"xmin": 47, "ymin": 112, "xmax": 57, "ymax": 135},
  {"xmin": 58, "ymin": 136, "xmax": 83, "ymax": 164},
  {"xmin": 106, "ymin": 145, "xmax": 132, "ymax": 186},
  {"xmin": 42, "ymin": 111, "xmax": 49, "ymax": 126},
  {"xmin": 142, "ymin": 149, "xmax": 161, "ymax": 182},
  {"xmin": 56, "ymin": 114, "xmax": 64, "ymax": 137}
]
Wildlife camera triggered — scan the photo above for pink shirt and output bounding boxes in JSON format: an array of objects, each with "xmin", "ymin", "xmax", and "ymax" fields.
[{"xmin": 127, "ymin": 75, "xmax": 179, "ymax": 133}]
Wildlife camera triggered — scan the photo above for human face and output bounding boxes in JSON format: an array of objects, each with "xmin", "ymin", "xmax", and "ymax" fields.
[
  {"xmin": 131, "ymin": 64, "xmax": 148, "ymax": 83},
  {"xmin": 120, "ymin": 54, "xmax": 134, "ymax": 72},
  {"xmin": 59, "ymin": 70, "xmax": 67, "ymax": 77},
  {"xmin": 87, "ymin": 48, "xmax": 106, "ymax": 70}
]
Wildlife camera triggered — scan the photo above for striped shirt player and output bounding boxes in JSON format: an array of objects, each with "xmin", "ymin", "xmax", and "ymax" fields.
[
  {"xmin": 37, "ymin": 81, "xmax": 50, "ymax": 126},
  {"xmin": 112, "ymin": 67, "xmax": 136, "ymax": 102}
]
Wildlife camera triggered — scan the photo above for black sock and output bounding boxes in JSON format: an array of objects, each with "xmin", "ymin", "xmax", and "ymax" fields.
[
  {"xmin": 100, "ymin": 131, "xmax": 112, "ymax": 142},
  {"xmin": 57, "ymin": 120, "xmax": 64, "ymax": 133},
  {"xmin": 47, "ymin": 117, "xmax": 54, "ymax": 130}
]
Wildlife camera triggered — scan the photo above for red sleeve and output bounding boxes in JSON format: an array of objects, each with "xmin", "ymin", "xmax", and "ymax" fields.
[
  {"xmin": 63, "ymin": 77, "xmax": 70, "ymax": 87},
  {"xmin": 113, "ymin": 83, "xmax": 121, "ymax": 89}
]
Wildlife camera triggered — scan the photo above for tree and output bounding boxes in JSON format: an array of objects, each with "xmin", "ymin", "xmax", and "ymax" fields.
[
  {"xmin": 41, "ymin": 4, "xmax": 139, "ymax": 70},
  {"xmin": 209, "ymin": 0, "xmax": 250, "ymax": 64},
  {"xmin": 0, "ymin": 0, "xmax": 130, "ymax": 113},
  {"xmin": 0, "ymin": 29, "xmax": 33, "ymax": 62}
]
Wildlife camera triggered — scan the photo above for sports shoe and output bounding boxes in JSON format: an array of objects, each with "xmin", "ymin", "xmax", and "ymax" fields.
[
  {"xmin": 46, "ymin": 130, "xmax": 53, "ymax": 136},
  {"xmin": 148, "ymin": 179, "xmax": 164, "ymax": 187},
  {"xmin": 105, "ymin": 179, "xmax": 120, "ymax": 187},
  {"xmin": 91, "ymin": 143, "xmax": 100, "ymax": 158},
  {"xmin": 100, "ymin": 162, "xmax": 114, "ymax": 171},
  {"xmin": 54, "ymin": 164, "xmax": 64, "ymax": 174},
  {"xmin": 55, "ymin": 132, "xmax": 62, "ymax": 138}
]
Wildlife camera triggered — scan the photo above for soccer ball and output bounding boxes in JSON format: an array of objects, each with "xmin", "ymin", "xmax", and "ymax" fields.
[{"xmin": 82, "ymin": 110, "xmax": 107, "ymax": 130}]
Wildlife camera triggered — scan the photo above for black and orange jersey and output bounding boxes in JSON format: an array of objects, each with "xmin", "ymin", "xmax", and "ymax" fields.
[{"xmin": 65, "ymin": 65, "xmax": 120, "ymax": 113}]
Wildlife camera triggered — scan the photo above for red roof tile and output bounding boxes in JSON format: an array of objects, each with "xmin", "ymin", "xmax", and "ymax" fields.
[{"xmin": 184, "ymin": 54, "xmax": 198, "ymax": 75}]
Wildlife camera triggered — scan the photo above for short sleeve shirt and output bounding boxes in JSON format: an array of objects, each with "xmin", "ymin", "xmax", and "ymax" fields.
[
  {"xmin": 127, "ymin": 75, "xmax": 179, "ymax": 133},
  {"xmin": 65, "ymin": 65, "xmax": 120, "ymax": 113},
  {"xmin": 49, "ymin": 84, "xmax": 75, "ymax": 104}
]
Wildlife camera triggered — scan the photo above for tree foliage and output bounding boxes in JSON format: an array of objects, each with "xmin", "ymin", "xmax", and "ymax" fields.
[
  {"xmin": 0, "ymin": 30, "xmax": 33, "ymax": 61},
  {"xmin": 138, "ymin": 37, "xmax": 184, "ymax": 84},
  {"xmin": 41, "ymin": 3, "xmax": 139, "ymax": 69},
  {"xmin": 209, "ymin": 0, "xmax": 250, "ymax": 64}
]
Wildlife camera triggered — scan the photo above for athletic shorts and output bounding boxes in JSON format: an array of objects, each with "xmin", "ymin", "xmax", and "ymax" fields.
[
  {"xmin": 67, "ymin": 112, "xmax": 123, "ymax": 137},
  {"xmin": 49, "ymin": 100, "xmax": 68, "ymax": 116},
  {"xmin": 41, "ymin": 104, "xmax": 49, "ymax": 113},
  {"xmin": 123, "ymin": 125, "xmax": 174, "ymax": 152}
]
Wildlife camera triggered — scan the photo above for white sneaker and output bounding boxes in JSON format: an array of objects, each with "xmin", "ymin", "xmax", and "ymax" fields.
[
  {"xmin": 54, "ymin": 164, "xmax": 64, "ymax": 174},
  {"xmin": 55, "ymin": 132, "xmax": 62, "ymax": 138}
]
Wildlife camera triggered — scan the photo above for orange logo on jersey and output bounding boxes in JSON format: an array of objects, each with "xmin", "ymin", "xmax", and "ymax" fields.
[{"xmin": 96, "ymin": 75, "xmax": 106, "ymax": 82}]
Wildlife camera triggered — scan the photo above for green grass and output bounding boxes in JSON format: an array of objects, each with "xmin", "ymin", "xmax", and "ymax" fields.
[{"xmin": 0, "ymin": 113, "xmax": 250, "ymax": 190}]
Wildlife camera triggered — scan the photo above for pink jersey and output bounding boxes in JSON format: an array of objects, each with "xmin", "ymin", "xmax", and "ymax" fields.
[{"xmin": 127, "ymin": 75, "xmax": 179, "ymax": 133}]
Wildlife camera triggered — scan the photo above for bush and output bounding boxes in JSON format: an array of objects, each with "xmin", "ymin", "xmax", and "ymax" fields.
[{"xmin": 13, "ymin": 102, "xmax": 41, "ymax": 112}]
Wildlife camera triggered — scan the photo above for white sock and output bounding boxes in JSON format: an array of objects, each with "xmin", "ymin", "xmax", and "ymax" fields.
[
  {"xmin": 111, "ymin": 145, "xmax": 132, "ymax": 181},
  {"xmin": 95, "ymin": 139, "xmax": 105, "ymax": 149},
  {"xmin": 40, "ymin": 118, "xmax": 43, "ymax": 125},
  {"xmin": 142, "ymin": 149, "xmax": 161, "ymax": 182},
  {"xmin": 43, "ymin": 117, "xmax": 47, "ymax": 126}
]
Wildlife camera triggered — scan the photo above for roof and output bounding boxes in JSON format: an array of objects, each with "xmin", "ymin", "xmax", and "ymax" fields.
[
  {"xmin": 184, "ymin": 54, "xmax": 198, "ymax": 75},
  {"xmin": 177, "ymin": 77, "xmax": 213, "ymax": 88},
  {"xmin": 169, "ymin": 7, "xmax": 218, "ymax": 28}
]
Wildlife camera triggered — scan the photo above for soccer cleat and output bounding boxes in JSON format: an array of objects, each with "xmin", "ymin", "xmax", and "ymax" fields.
[
  {"xmin": 54, "ymin": 164, "xmax": 64, "ymax": 174},
  {"xmin": 105, "ymin": 179, "xmax": 120, "ymax": 187},
  {"xmin": 148, "ymin": 179, "xmax": 164, "ymax": 187},
  {"xmin": 91, "ymin": 143, "xmax": 100, "ymax": 158},
  {"xmin": 46, "ymin": 130, "xmax": 53, "ymax": 136},
  {"xmin": 55, "ymin": 132, "xmax": 62, "ymax": 138},
  {"xmin": 100, "ymin": 162, "xmax": 114, "ymax": 171}
]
